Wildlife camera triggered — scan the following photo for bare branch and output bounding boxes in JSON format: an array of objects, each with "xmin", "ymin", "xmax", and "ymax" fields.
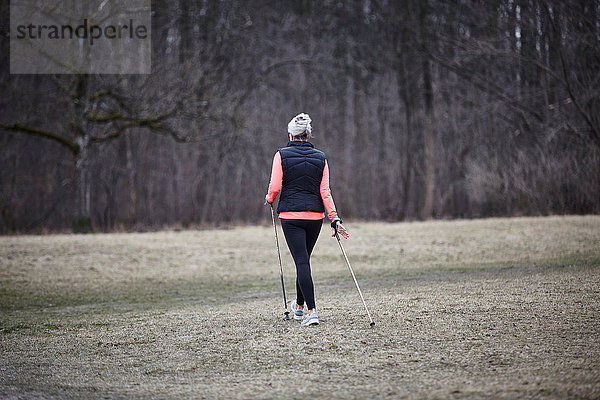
[
  {"xmin": 0, "ymin": 122, "xmax": 79, "ymax": 155},
  {"xmin": 85, "ymin": 112, "xmax": 127, "ymax": 123},
  {"xmin": 90, "ymin": 111, "xmax": 187, "ymax": 143},
  {"xmin": 261, "ymin": 59, "xmax": 313, "ymax": 76},
  {"xmin": 89, "ymin": 89, "xmax": 113, "ymax": 100},
  {"xmin": 233, "ymin": 59, "xmax": 314, "ymax": 112},
  {"xmin": 422, "ymin": 45, "xmax": 544, "ymax": 123}
]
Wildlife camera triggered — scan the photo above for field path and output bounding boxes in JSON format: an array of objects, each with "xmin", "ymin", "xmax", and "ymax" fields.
[{"xmin": 1, "ymin": 216, "xmax": 599, "ymax": 399}]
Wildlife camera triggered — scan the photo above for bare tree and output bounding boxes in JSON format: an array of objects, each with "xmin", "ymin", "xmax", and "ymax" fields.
[{"xmin": 1, "ymin": 0, "xmax": 598, "ymax": 233}]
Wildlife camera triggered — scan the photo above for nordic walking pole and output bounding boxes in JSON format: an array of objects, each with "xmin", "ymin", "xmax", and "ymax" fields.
[
  {"xmin": 269, "ymin": 203, "xmax": 290, "ymax": 320},
  {"xmin": 335, "ymin": 231, "xmax": 375, "ymax": 328}
]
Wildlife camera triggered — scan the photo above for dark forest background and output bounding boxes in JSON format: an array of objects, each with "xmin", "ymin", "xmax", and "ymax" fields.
[{"xmin": 0, "ymin": 0, "xmax": 599, "ymax": 233}]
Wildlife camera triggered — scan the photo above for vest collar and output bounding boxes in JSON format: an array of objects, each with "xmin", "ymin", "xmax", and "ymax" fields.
[{"xmin": 286, "ymin": 141, "xmax": 315, "ymax": 148}]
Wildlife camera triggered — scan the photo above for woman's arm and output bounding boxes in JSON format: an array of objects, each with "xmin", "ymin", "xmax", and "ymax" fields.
[
  {"xmin": 265, "ymin": 152, "xmax": 283, "ymax": 204},
  {"xmin": 321, "ymin": 160, "xmax": 349, "ymax": 239},
  {"xmin": 320, "ymin": 160, "xmax": 339, "ymax": 221}
]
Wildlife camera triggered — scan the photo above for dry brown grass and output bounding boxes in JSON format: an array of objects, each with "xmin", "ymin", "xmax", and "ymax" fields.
[{"xmin": 1, "ymin": 216, "xmax": 599, "ymax": 399}]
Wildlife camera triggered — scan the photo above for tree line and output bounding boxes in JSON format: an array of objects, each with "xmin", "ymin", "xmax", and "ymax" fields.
[{"xmin": 1, "ymin": 0, "xmax": 598, "ymax": 233}]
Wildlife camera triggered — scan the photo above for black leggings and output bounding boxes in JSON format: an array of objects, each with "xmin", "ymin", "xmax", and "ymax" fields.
[{"xmin": 280, "ymin": 219, "xmax": 322, "ymax": 310}]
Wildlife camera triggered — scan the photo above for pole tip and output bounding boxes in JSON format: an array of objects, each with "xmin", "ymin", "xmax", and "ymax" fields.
[
  {"xmin": 284, "ymin": 312, "xmax": 290, "ymax": 320},
  {"xmin": 370, "ymin": 322, "xmax": 375, "ymax": 328}
]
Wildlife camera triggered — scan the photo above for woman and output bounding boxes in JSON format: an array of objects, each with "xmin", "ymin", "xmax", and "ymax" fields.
[{"xmin": 265, "ymin": 113, "xmax": 348, "ymax": 327}]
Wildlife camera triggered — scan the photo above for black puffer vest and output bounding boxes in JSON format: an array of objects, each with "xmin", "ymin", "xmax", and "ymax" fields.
[{"xmin": 277, "ymin": 141, "xmax": 326, "ymax": 213}]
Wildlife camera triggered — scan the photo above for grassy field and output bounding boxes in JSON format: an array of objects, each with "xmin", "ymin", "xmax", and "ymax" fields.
[{"xmin": 1, "ymin": 215, "xmax": 599, "ymax": 399}]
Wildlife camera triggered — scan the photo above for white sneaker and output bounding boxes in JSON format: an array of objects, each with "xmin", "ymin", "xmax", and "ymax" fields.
[
  {"xmin": 291, "ymin": 300, "xmax": 304, "ymax": 320},
  {"xmin": 301, "ymin": 312, "xmax": 319, "ymax": 326}
]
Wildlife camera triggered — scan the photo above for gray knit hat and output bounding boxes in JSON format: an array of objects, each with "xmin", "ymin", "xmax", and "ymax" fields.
[{"xmin": 287, "ymin": 113, "xmax": 312, "ymax": 137}]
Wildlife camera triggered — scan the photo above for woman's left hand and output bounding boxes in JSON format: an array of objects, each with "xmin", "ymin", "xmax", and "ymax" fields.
[{"xmin": 332, "ymin": 222, "xmax": 349, "ymax": 239}]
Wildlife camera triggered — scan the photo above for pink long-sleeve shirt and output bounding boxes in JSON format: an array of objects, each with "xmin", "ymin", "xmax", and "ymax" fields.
[{"xmin": 266, "ymin": 151, "xmax": 340, "ymax": 221}]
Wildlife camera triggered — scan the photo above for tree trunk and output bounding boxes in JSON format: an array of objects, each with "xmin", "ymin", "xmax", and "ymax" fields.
[
  {"xmin": 73, "ymin": 134, "xmax": 93, "ymax": 233},
  {"xmin": 125, "ymin": 134, "xmax": 138, "ymax": 224},
  {"xmin": 397, "ymin": 44, "xmax": 413, "ymax": 221},
  {"xmin": 420, "ymin": 2, "xmax": 435, "ymax": 220},
  {"xmin": 342, "ymin": 45, "xmax": 357, "ymax": 216},
  {"xmin": 71, "ymin": 74, "xmax": 92, "ymax": 232},
  {"xmin": 421, "ymin": 102, "xmax": 435, "ymax": 220}
]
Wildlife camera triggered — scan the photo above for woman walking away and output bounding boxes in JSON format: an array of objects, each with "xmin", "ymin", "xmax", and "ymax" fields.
[{"xmin": 265, "ymin": 113, "xmax": 349, "ymax": 327}]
